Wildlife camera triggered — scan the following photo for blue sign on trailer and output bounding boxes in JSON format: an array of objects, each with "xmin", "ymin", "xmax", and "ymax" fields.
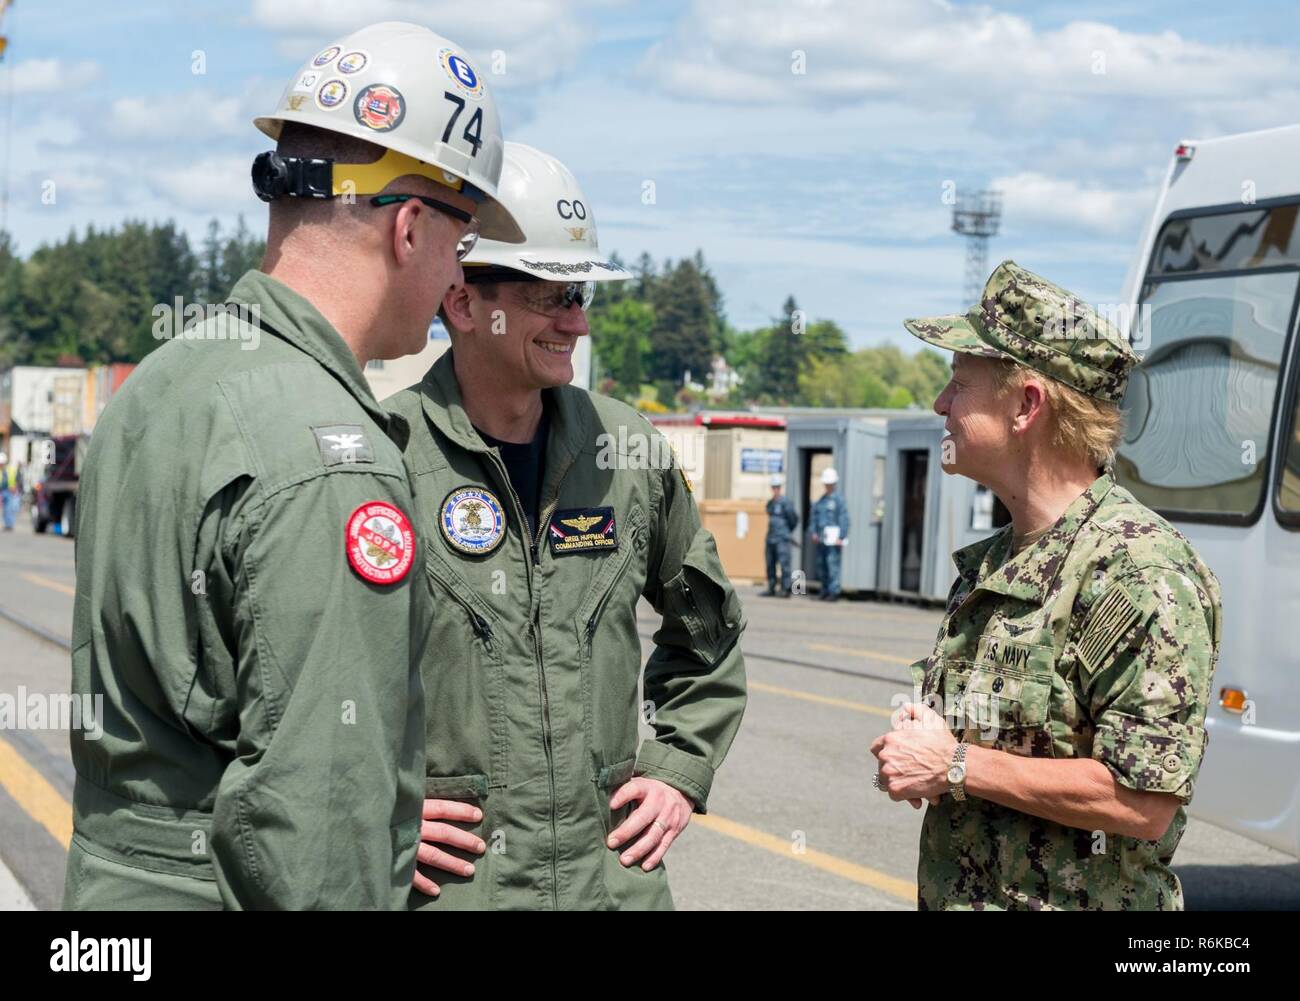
[{"xmin": 740, "ymin": 448, "xmax": 784, "ymax": 473}]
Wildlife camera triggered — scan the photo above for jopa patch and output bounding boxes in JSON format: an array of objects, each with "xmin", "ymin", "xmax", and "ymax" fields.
[{"xmin": 346, "ymin": 501, "xmax": 415, "ymax": 584}]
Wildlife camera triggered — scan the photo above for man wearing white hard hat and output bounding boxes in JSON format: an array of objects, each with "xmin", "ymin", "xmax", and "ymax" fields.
[
  {"xmin": 386, "ymin": 143, "xmax": 747, "ymax": 910},
  {"xmin": 764, "ymin": 473, "xmax": 798, "ymax": 597},
  {"xmin": 64, "ymin": 22, "xmax": 518, "ymax": 910},
  {"xmin": 810, "ymin": 466, "xmax": 849, "ymax": 601}
]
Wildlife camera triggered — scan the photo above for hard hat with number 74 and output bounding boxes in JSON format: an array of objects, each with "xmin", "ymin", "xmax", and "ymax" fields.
[
  {"xmin": 252, "ymin": 21, "xmax": 523, "ymax": 242},
  {"xmin": 463, "ymin": 142, "xmax": 630, "ymax": 280}
]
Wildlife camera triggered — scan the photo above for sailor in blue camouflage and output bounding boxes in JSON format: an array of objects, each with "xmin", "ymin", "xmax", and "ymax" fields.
[{"xmin": 895, "ymin": 260, "xmax": 1222, "ymax": 910}]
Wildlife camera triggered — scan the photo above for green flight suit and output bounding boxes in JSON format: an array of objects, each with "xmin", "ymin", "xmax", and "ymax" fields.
[
  {"xmin": 63, "ymin": 270, "xmax": 428, "ymax": 910},
  {"xmin": 385, "ymin": 349, "xmax": 748, "ymax": 911}
]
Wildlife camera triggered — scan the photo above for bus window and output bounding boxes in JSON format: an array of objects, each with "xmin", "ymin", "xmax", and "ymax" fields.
[
  {"xmin": 1148, "ymin": 203, "xmax": 1300, "ymax": 275},
  {"xmin": 1116, "ymin": 204, "xmax": 1300, "ymax": 521},
  {"xmin": 1278, "ymin": 371, "xmax": 1300, "ymax": 518}
]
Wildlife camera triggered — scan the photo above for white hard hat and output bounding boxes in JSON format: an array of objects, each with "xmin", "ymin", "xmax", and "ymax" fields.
[
  {"xmin": 462, "ymin": 143, "xmax": 630, "ymax": 281},
  {"xmin": 769, "ymin": 474, "xmax": 784, "ymax": 487},
  {"xmin": 821, "ymin": 467, "xmax": 839, "ymax": 485},
  {"xmin": 253, "ymin": 22, "xmax": 523, "ymax": 242}
]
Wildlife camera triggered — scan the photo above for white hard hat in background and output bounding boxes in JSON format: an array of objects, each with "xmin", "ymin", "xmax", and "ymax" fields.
[
  {"xmin": 769, "ymin": 474, "xmax": 784, "ymax": 487},
  {"xmin": 462, "ymin": 143, "xmax": 630, "ymax": 281},
  {"xmin": 821, "ymin": 467, "xmax": 840, "ymax": 485},
  {"xmin": 253, "ymin": 21, "xmax": 523, "ymax": 242}
]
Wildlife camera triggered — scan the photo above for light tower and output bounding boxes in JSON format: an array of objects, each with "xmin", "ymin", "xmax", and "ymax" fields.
[{"xmin": 951, "ymin": 189, "xmax": 1002, "ymax": 306}]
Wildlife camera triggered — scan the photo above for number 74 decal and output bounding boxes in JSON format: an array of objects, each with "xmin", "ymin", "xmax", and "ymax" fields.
[{"xmin": 442, "ymin": 92, "xmax": 484, "ymax": 156}]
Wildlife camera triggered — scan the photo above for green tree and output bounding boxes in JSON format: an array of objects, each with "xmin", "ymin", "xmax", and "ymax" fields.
[{"xmin": 648, "ymin": 255, "xmax": 721, "ymax": 384}]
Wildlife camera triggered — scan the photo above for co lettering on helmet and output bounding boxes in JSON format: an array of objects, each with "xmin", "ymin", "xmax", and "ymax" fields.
[
  {"xmin": 557, "ymin": 199, "xmax": 586, "ymax": 220},
  {"xmin": 441, "ymin": 93, "xmax": 484, "ymax": 156},
  {"xmin": 464, "ymin": 143, "xmax": 631, "ymax": 279}
]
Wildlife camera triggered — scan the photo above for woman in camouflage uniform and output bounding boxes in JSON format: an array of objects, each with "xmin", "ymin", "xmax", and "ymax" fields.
[{"xmin": 871, "ymin": 261, "xmax": 1221, "ymax": 911}]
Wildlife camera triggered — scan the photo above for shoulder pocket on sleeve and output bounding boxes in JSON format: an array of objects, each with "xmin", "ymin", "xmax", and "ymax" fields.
[{"xmin": 664, "ymin": 527, "xmax": 743, "ymax": 664}]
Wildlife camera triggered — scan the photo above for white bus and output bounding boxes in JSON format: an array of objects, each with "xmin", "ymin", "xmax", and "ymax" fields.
[{"xmin": 1115, "ymin": 124, "xmax": 1300, "ymax": 858}]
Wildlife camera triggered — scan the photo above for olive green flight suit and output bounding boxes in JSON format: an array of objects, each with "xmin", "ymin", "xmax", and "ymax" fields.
[
  {"xmin": 63, "ymin": 271, "xmax": 428, "ymax": 910},
  {"xmin": 385, "ymin": 349, "xmax": 748, "ymax": 910}
]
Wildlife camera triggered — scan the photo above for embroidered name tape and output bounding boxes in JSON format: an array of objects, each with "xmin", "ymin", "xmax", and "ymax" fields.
[{"xmin": 548, "ymin": 506, "xmax": 617, "ymax": 556}]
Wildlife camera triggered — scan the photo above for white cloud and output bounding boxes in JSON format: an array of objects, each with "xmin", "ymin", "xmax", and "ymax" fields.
[
  {"xmin": 107, "ymin": 93, "xmax": 247, "ymax": 139},
  {"xmin": 8, "ymin": 58, "xmax": 102, "ymax": 95},
  {"xmin": 143, "ymin": 156, "xmax": 262, "ymax": 214},
  {"xmin": 990, "ymin": 171, "xmax": 1156, "ymax": 235},
  {"xmin": 642, "ymin": 0, "xmax": 1300, "ymax": 125}
]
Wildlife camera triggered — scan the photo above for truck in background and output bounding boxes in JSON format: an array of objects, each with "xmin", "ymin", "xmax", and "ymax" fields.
[{"xmin": 31, "ymin": 434, "xmax": 86, "ymax": 538}]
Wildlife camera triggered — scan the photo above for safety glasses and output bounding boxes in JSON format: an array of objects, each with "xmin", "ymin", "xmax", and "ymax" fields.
[
  {"xmin": 504, "ymin": 279, "xmax": 596, "ymax": 315},
  {"xmin": 369, "ymin": 194, "xmax": 480, "ymax": 261}
]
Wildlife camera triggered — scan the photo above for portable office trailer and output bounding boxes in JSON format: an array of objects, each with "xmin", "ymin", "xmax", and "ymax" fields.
[
  {"xmin": 649, "ymin": 419, "xmax": 708, "ymax": 495},
  {"xmin": 783, "ymin": 415, "xmax": 888, "ymax": 593},
  {"xmin": 877, "ymin": 414, "xmax": 1003, "ymax": 601},
  {"xmin": 703, "ymin": 427, "xmax": 788, "ymax": 501}
]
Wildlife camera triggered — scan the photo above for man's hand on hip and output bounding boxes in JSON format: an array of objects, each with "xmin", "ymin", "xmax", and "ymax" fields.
[
  {"xmin": 607, "ymin": 777, "xmax": 693, "ymax": 871},
  {"xmin": 412, "ymin": 798, "xmax": 487, "ymax": 898}
]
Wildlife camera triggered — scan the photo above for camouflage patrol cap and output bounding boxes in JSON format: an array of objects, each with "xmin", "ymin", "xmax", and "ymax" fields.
[{"xmin": 903, "ymin": 260, "xmax": 1141, "ymax": 403}]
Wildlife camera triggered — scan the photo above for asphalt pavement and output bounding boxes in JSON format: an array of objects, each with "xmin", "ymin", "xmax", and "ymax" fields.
[{"xmin": 1, "ymin": 519, "xmax": 1297, "ymax": 910}]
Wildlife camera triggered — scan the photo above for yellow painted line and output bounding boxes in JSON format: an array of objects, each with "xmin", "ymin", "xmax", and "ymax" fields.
[
  {"xmin": 21, "ymin": 572, "xmax": 75, "ymax": 597},
  {"xmin": 694, "ymin": 812, "xmax": 916, "ymax": 903},
  {"xmin": 809, "ymin": 642, "xmax": 914, "ymax": 666},
  {"xmin": 749, "ymin": 680, "xmax": 893, "ymax": 718},
  {"xmin": 0, "ymin": 734, "xmax": 72, "ymax": 849}
]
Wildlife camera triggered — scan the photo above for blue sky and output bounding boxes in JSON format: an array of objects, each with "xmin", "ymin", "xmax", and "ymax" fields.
[{"xmin": 3, "ymin": 0, "xmax": 1299, "ymax": 349}]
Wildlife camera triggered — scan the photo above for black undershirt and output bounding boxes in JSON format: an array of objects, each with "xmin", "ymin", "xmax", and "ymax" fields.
[{"xmin": 474, "ymin": 407, "xmax": 550, "ymax": 539}]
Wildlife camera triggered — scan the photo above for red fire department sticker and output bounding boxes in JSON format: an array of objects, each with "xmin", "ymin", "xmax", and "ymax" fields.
[{"xmin": 346, "ymin": 502, "xmax": 415, "ymax": 585}]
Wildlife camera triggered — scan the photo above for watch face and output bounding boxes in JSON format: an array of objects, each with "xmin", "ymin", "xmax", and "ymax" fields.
[{"xmin": 947, "ymin": 764, "xmax": 966, "ymax": 784}]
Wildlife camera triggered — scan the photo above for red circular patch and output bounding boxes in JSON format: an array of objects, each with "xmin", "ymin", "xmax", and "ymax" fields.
[{"xmin": 346, "ymin": 501, "xmax": 415, "ymax": 585}]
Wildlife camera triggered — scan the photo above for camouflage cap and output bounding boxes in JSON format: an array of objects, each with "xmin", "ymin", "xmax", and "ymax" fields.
[{"xmin": 903, "ymin": 260, "xmax": 1141, "ymax": 403}]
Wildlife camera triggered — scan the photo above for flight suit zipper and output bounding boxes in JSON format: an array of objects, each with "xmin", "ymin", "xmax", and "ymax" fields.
[{"xmin": 481, "ymin": 443, "xmax": 575, "ymax": 911}]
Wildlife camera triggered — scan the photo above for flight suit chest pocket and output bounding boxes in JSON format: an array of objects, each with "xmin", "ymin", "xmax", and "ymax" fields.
[
  {"xmin": 423, "ymin": 554, "xmax": 508, "ymax": 786},
  {"xmin": 576, "ymin": 507, "xmax": 648, "ymax": 650},
  {"xmin": 952, "ymin": 636, "xmax": 1055, "ymax": 756}
]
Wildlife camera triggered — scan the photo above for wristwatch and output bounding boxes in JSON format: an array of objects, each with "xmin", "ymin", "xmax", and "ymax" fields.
[{"xmin": 947, "ymin": 742, "xmax": 968, "ymax": 802}]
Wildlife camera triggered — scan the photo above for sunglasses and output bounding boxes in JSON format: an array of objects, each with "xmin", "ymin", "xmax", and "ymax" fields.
[
  {"xmin": 369, "ymin": 194, "xmax": 480, "ymax": 261},
  {"xmin": 477, "ymin": 277, "xmax": 596, "ymax": 315}
]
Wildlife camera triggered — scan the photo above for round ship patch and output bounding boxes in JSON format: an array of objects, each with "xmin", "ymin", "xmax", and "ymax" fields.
[
  {"xmin": 316, "ymin": 79, "xmax": 348, "ymax": 110},
  {"xmin": 346, "ymin": 501, "xmax": 415, "ymax": 584},
  {"xmin": 440, "ymin": 486, "xmax": 506, "ymax": 556}
]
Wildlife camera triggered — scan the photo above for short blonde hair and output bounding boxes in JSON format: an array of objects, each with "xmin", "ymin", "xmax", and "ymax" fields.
[{"xmin": 990, "ymin": 360, "xmax": 1124, "ymax": 469}]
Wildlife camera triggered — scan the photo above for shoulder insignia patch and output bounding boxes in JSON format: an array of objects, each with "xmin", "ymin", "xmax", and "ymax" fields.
[
  {"xmin": 346, "ymin": 501, "xmax": 415, "ymax": 585},
  {"xmin": 1076, "ymin": 582, "xmax": 1144, "ymax": 676},
  {"xmin": 313, "ymin": 424, "xmax": 374, "ymax": 466},
  {"xmin": 440, "ymin": 486, "xmax": 507, "ymax": 556}
]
